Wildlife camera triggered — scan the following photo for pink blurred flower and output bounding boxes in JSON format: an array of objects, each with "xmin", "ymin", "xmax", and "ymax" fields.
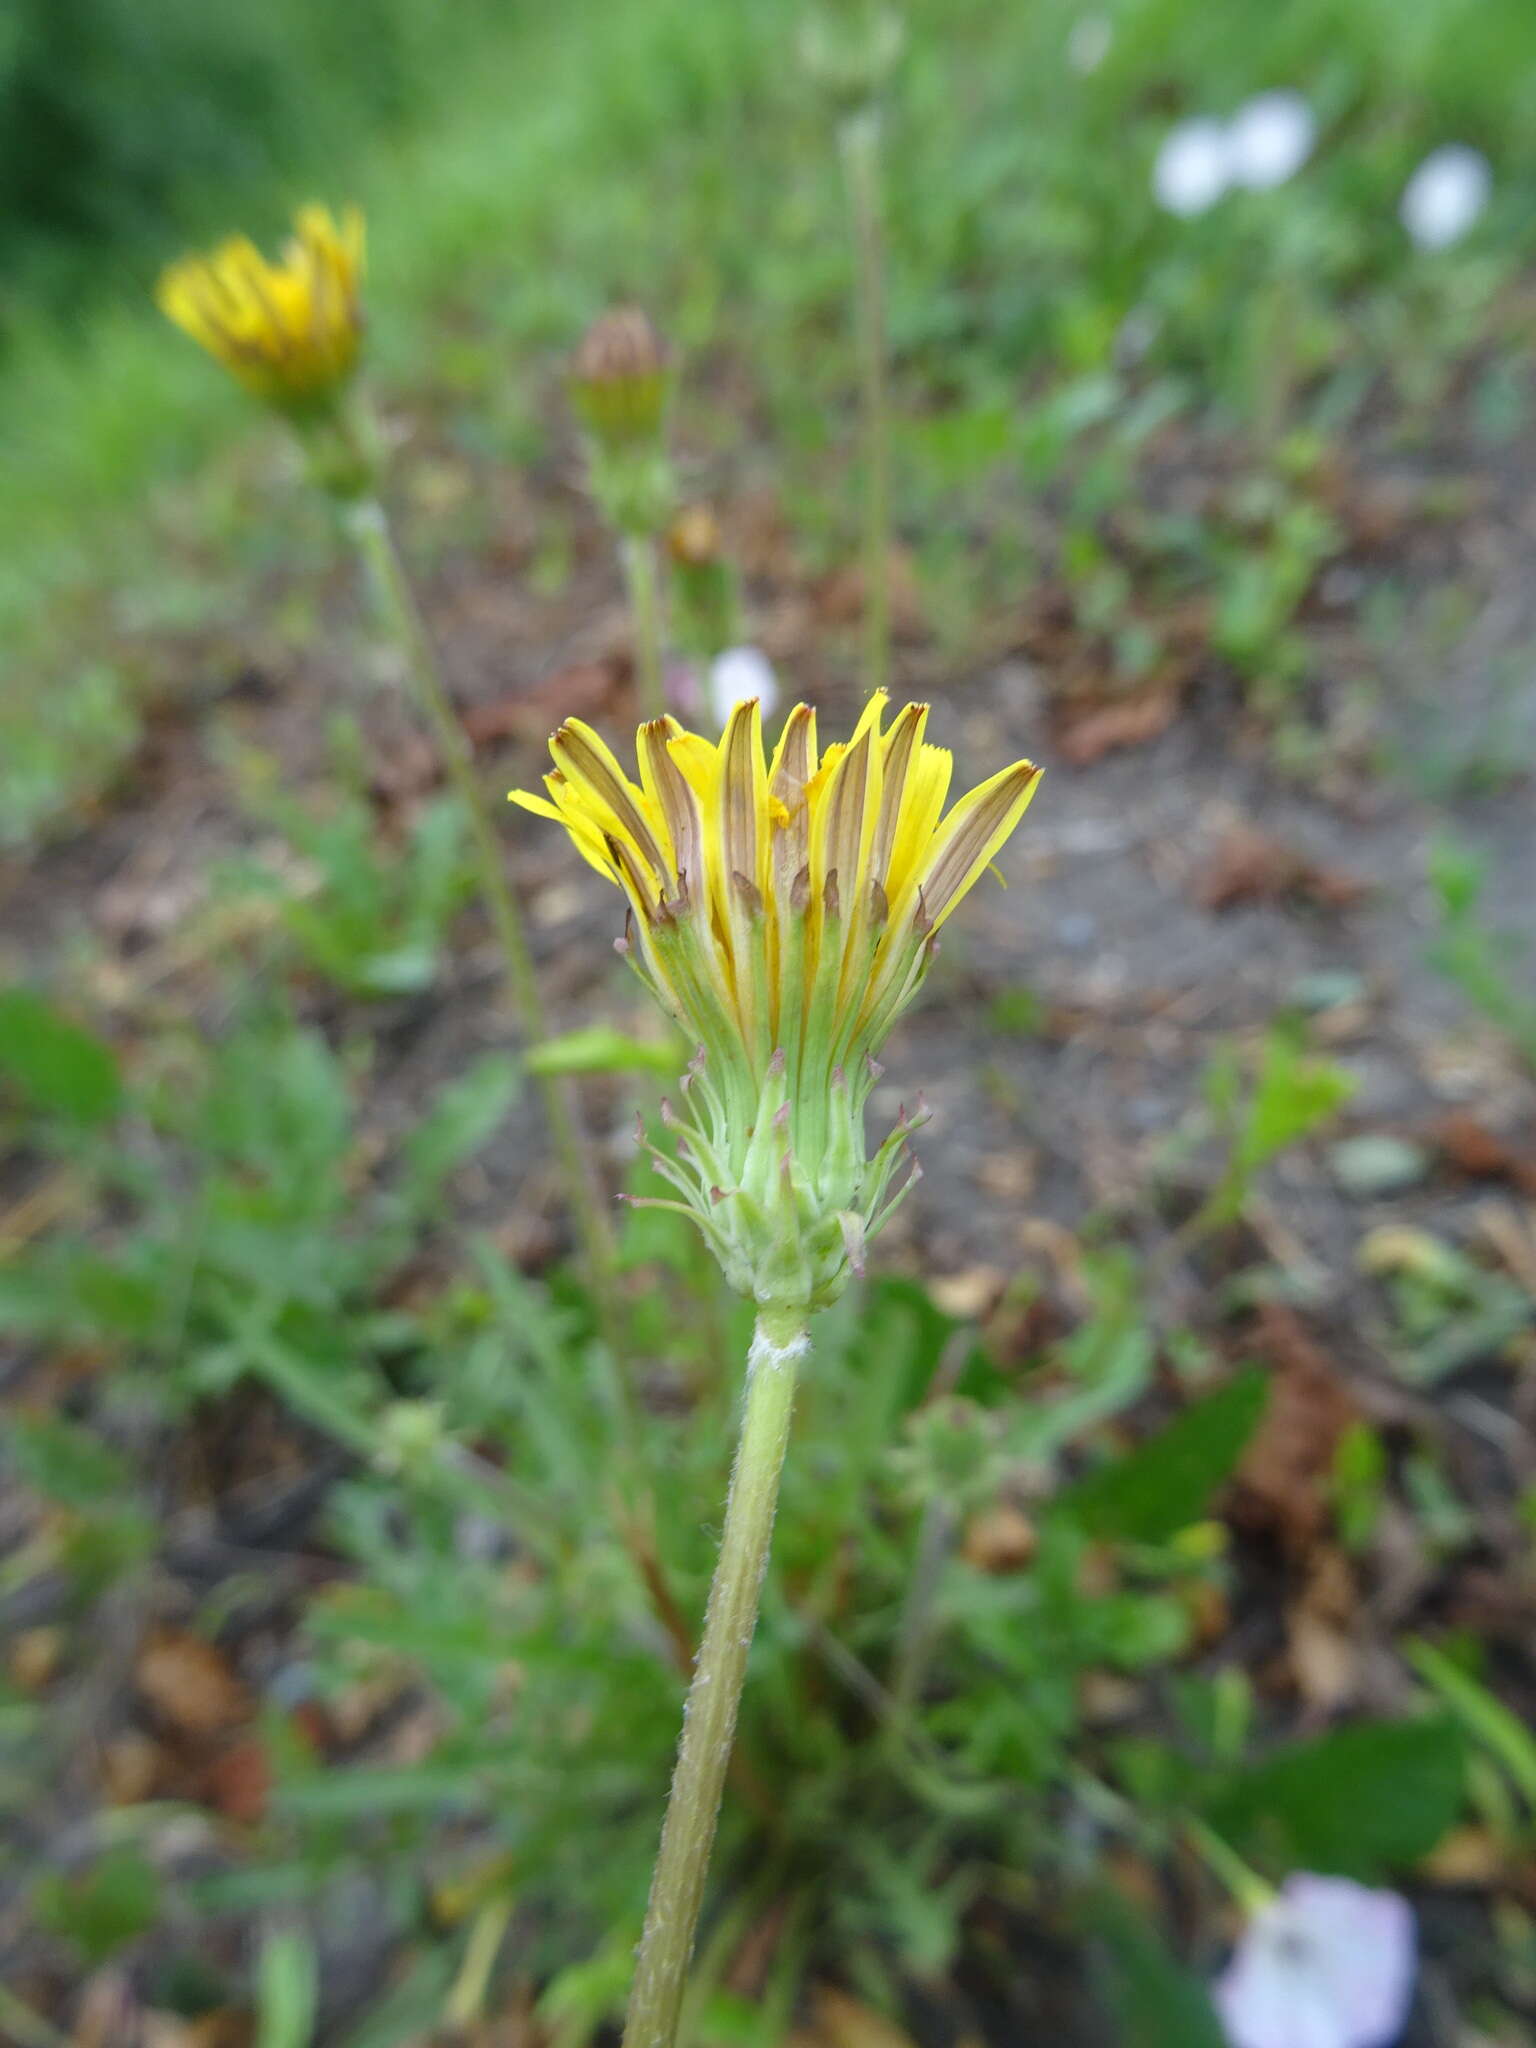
[{"xmin": 1214, "ymin": 1875, "xmax": 1416, "ymax": 2048}]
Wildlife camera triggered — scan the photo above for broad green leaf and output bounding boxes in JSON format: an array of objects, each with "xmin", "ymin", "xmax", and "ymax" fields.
[
  {"xmin": 0, "ymin": 986, "xmax": 121, "ymax": 1123},
  {"xmin": 33, "ymin": 1848, "xmax": 161, "ymax": 1965},
  {"xmin": 1055, "ymin": 1369, "xmax": 1268, "ymax": 1545},
  {"xmin": 1205, "ymin": 1716, "xmax": 1463, "ymax": 1876}
]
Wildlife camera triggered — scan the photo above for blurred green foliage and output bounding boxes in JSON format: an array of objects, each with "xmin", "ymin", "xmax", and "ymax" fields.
[{"xmin": 0, "ymin": 0, "xmax": 506, "ymax": 309}]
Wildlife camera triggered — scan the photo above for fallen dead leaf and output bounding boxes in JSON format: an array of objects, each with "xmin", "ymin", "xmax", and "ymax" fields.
[
  {"xmin": 463, "ymin": 656, "xmax": 624, "ymax": 749},
  {"xmin": 71, "ymin": 1970, "xmax": 143, "ymax": 2048},
  {"xmin": 134, "ymin": 1629, "xmax": 254, "ymax": 1739},
  {"xmin": 1194, "ymin": 825, "xmax": 1367, "ymax": 913},
  {"xmin": 1420, "ymin": 1825, "xmax": 1507, "ymax": 1888},
  {"xmin": 99, "ymin": 1731, "xmax": 165, "ymax": 1806},
  {"xmin": 1053, "ymin": 689, "xmax": 1179, "ymax": 767},
  {"xmin": 8, "ymin": 1624, "xmax": 64, "ymax": 1691},
  {"xmin": 1287, "ymin": 1548, "xmax": 1363, "ymax": 1712},
  {"xmin": 812, "ymin": 550, "xmax": 923, "ymax": 635},
  {"xmin": 929, "ymin": 1264, "xmax": 1006, "ymax": 1320},
  {"xmin": 973, "ymin": 1150, "xmax": 1038, "ymax": 1202},
  {"xmin": 1233, "ymin": 1306, "xmax": 1359, "ymax": 1555},
  {"xmin": 1430, "ymin": 1112, "xmax": 1536, "ymax": 1197},
  {"xmin": 140, "ymin": 2014, "xmax": 249, "ymax": 2048},
  {"xmin": 962, "ymin": 1504, "xmax": 1038, "ymax": 1573},
  {"xmin": 789, "ymin": 1985, "xmax": 921, "ymax": 2048},
  {"xmin": 199, "ymin": 1736, "xmax": 271, "ymax": 1825}
]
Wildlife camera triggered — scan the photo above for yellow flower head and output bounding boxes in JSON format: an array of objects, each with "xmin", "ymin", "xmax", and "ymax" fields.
[
  {"xmin": 512, "ymin": 694, "xmax": 1041, "ymax": 1308},
  {"xmin": 156, "ymin": 204, "xmax": 366, "ymax": 413}
]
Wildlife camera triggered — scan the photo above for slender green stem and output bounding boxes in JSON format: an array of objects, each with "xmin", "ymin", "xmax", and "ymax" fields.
[
  {"xmin": 838, "ymin": 106, "xmax": 891, "ymax": 698},
  {"xmin": 622, "ymin": 1306, "xmax": 811, "ymax": 2048},
  {"xmin": 621, "ymin": 531, "xmax": 668, "ymax": 721},
  {"xmin": 343, "ymin": 497, "xmax": 618, "ymax": 1300},
  {"xmin": 888, "ymin": 1494, "xmax": 957, "ymax": 1713}
]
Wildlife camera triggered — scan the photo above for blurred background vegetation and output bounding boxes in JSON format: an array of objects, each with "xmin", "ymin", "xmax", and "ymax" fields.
[{"xmin": 4, "ymin": 0, "xmax": 1536, "ymax": 2043}]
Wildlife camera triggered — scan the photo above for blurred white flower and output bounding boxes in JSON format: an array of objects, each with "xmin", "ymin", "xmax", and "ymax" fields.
[
  {"xmin": 1400, "ymin": 144, "xmax": 1492, "ymax": 251},
  {"xmin": 1153, "ymin": 118, "xmax": 1231, "ymax": 217},
  {"xmin": 1214, "ymin": 1875, "xmax": 1416, "ymax": 2048},
  {"xmin": 1228, "ymin": 91, "xmax": 1316, "ymax": 191},
  {"xmin": 706, "ymin": 645, "xmax": 779, "ymax": 729},
  {"xmin": 1067, "ymin": 15, "xmax": 1113, "ymax": 75}
]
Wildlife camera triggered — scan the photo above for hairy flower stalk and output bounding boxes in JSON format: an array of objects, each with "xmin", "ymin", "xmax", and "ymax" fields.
[
  {"xmin": 157, "ymin": 206, "xmax": 618, "ymax": 1313},
  {"xmin": 513, "ymin": 694, "xmax": 1039, "ymax": 2043}
]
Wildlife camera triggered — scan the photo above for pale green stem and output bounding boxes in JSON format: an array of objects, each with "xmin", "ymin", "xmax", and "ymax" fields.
[
  {"xmin": 838, "ymin": 106, "xmax": 891, "ymax": 699},
  {"xmin": 621, "ymin": 1306, "xmax": 811, "ymax": 2048},
  {"xmin": 621, "ymin": 531, "xmax": 668, "ymax": 722},
  {"xmin": 1186, "ymin": 1818, "xmax": 1275, "ymax": 1918},
  {"xmin": 343, "ymin": 498, "xmax": 618, "ymax": 1303}
]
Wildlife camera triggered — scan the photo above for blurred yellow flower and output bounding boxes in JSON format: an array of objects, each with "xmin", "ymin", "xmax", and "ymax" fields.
[
  {"xmin": 512, "ymin": 694, "xmax": 1041, "ymax": 1307},
  {"xmin": 156, "ymin": 204, "xmax": 366, "ymax": 413}
]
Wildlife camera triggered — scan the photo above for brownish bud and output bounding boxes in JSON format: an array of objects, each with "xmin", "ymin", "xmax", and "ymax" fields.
[
  {"xmin": 571, "ymin": 306, "xmax": 671, "ymax": 448},
  {"xmin": 667, "ymin": 504, "xmax": 722, "ymax": 568}
]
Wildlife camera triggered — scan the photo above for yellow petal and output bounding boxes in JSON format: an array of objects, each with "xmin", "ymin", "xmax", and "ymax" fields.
[{"xmin": 912, "ymin": 760, "xmax": 1042, "ymax": 929}]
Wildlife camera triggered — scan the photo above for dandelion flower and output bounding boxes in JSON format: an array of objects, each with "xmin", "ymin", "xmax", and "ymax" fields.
[
  {"xmin": 1227, "ymin": 91, "xmax": 1316, "ymax": 191},
  {"xmin": 1153, "ymin": 118, "xmax": 1232, "ymax": 217},
  {"xmin": 156, "ymin": 204, "xmax": 366, "ymax": 414},
  {"xmin": 1400, "ymin": 144, "xmax": 1492, "ymax": 251},
  {"xmin": 512, "ymin": 695, "xmax": 1041, "ymax": 1308},
  {"xmin": 1214, "ymin": 1875, "xmax": 1416, "ymax": 2048}
]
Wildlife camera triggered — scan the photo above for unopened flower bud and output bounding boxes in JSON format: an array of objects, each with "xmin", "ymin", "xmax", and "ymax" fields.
[
  {"xmin": 571, "ymin": 307, "xmax": 675, "ymax": 537},
  {"xmin": 571, "ymin": 306, "xmax": 671, "ymax": 448}
]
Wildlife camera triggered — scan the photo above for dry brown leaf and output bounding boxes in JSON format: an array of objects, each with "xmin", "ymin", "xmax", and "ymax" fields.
[
  {"xmin": 462, "ymin": 657, "xmax": 623, "ymax": 749},
  {"xmin": 8, "ymin": 1624, "xmax": 64, "ymax": 1692},
  {"xmin": 71, "ymin": 1971, "xmax": 142, "ymax": 2048},
  {"xmin": 812, "ymin": 549, "xmax": 923, "ymax": 633},
  {"xmin": 962, "ymin": 1504, "xmax": 1038, "ymax": 1573},
  {"xmin": 135, "ymin": 1629, "xmax": 254, "ymax": 1738},
  {"xmin": 790, "ymin": 1986, "xmax": 921, "ymax": 2048},
  {"xmin": 1420, "ymin": 1825, "xmax": 1507, "ymax": 1888},
  {"xmin": 1233, "ymin": 1306, "xmax": 1359, "ymax": 1556},
  {"xmin": 929, "ymin": 1265, "xmax": 1005, "ymax": 1319},
  {"xmin": 99, "ymin": 1731, "xmax": 165, "ymax": 1807},
  {"xmin": 1430, "ymin": 1112, "xmax": 1536, "ymax": 1196},
  {"xmin": 973, "ymin": 1150, "xmax": 1037, "ymax": 1202},
  {"xmin": 1054, "ymin": 690, "xmax": 1179, "ymax": 766},
  {"xmin": 1194, "ymin": 825, "xmax": 1367, "ymax": 914},
  {"xmin": 199, "ymin": 1736, "xmax": 271, "ymax": 1824}
]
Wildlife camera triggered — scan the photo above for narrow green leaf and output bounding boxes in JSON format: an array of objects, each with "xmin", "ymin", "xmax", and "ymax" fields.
[
  {"xmin": 1406, "ymin": 1640, "xmax": 1536, "ymax": 1808},
  {"xmin": 525, "ymin": 1025, "xmax": 682, "ymax": 1077},
  {"xmin": 256, "ymin": 1928, "xmax": 319, "ymax": 2048},
  {"xmin": 1089, "ymin": 1888, "xmax": 1225, "ymax": 2048}
]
